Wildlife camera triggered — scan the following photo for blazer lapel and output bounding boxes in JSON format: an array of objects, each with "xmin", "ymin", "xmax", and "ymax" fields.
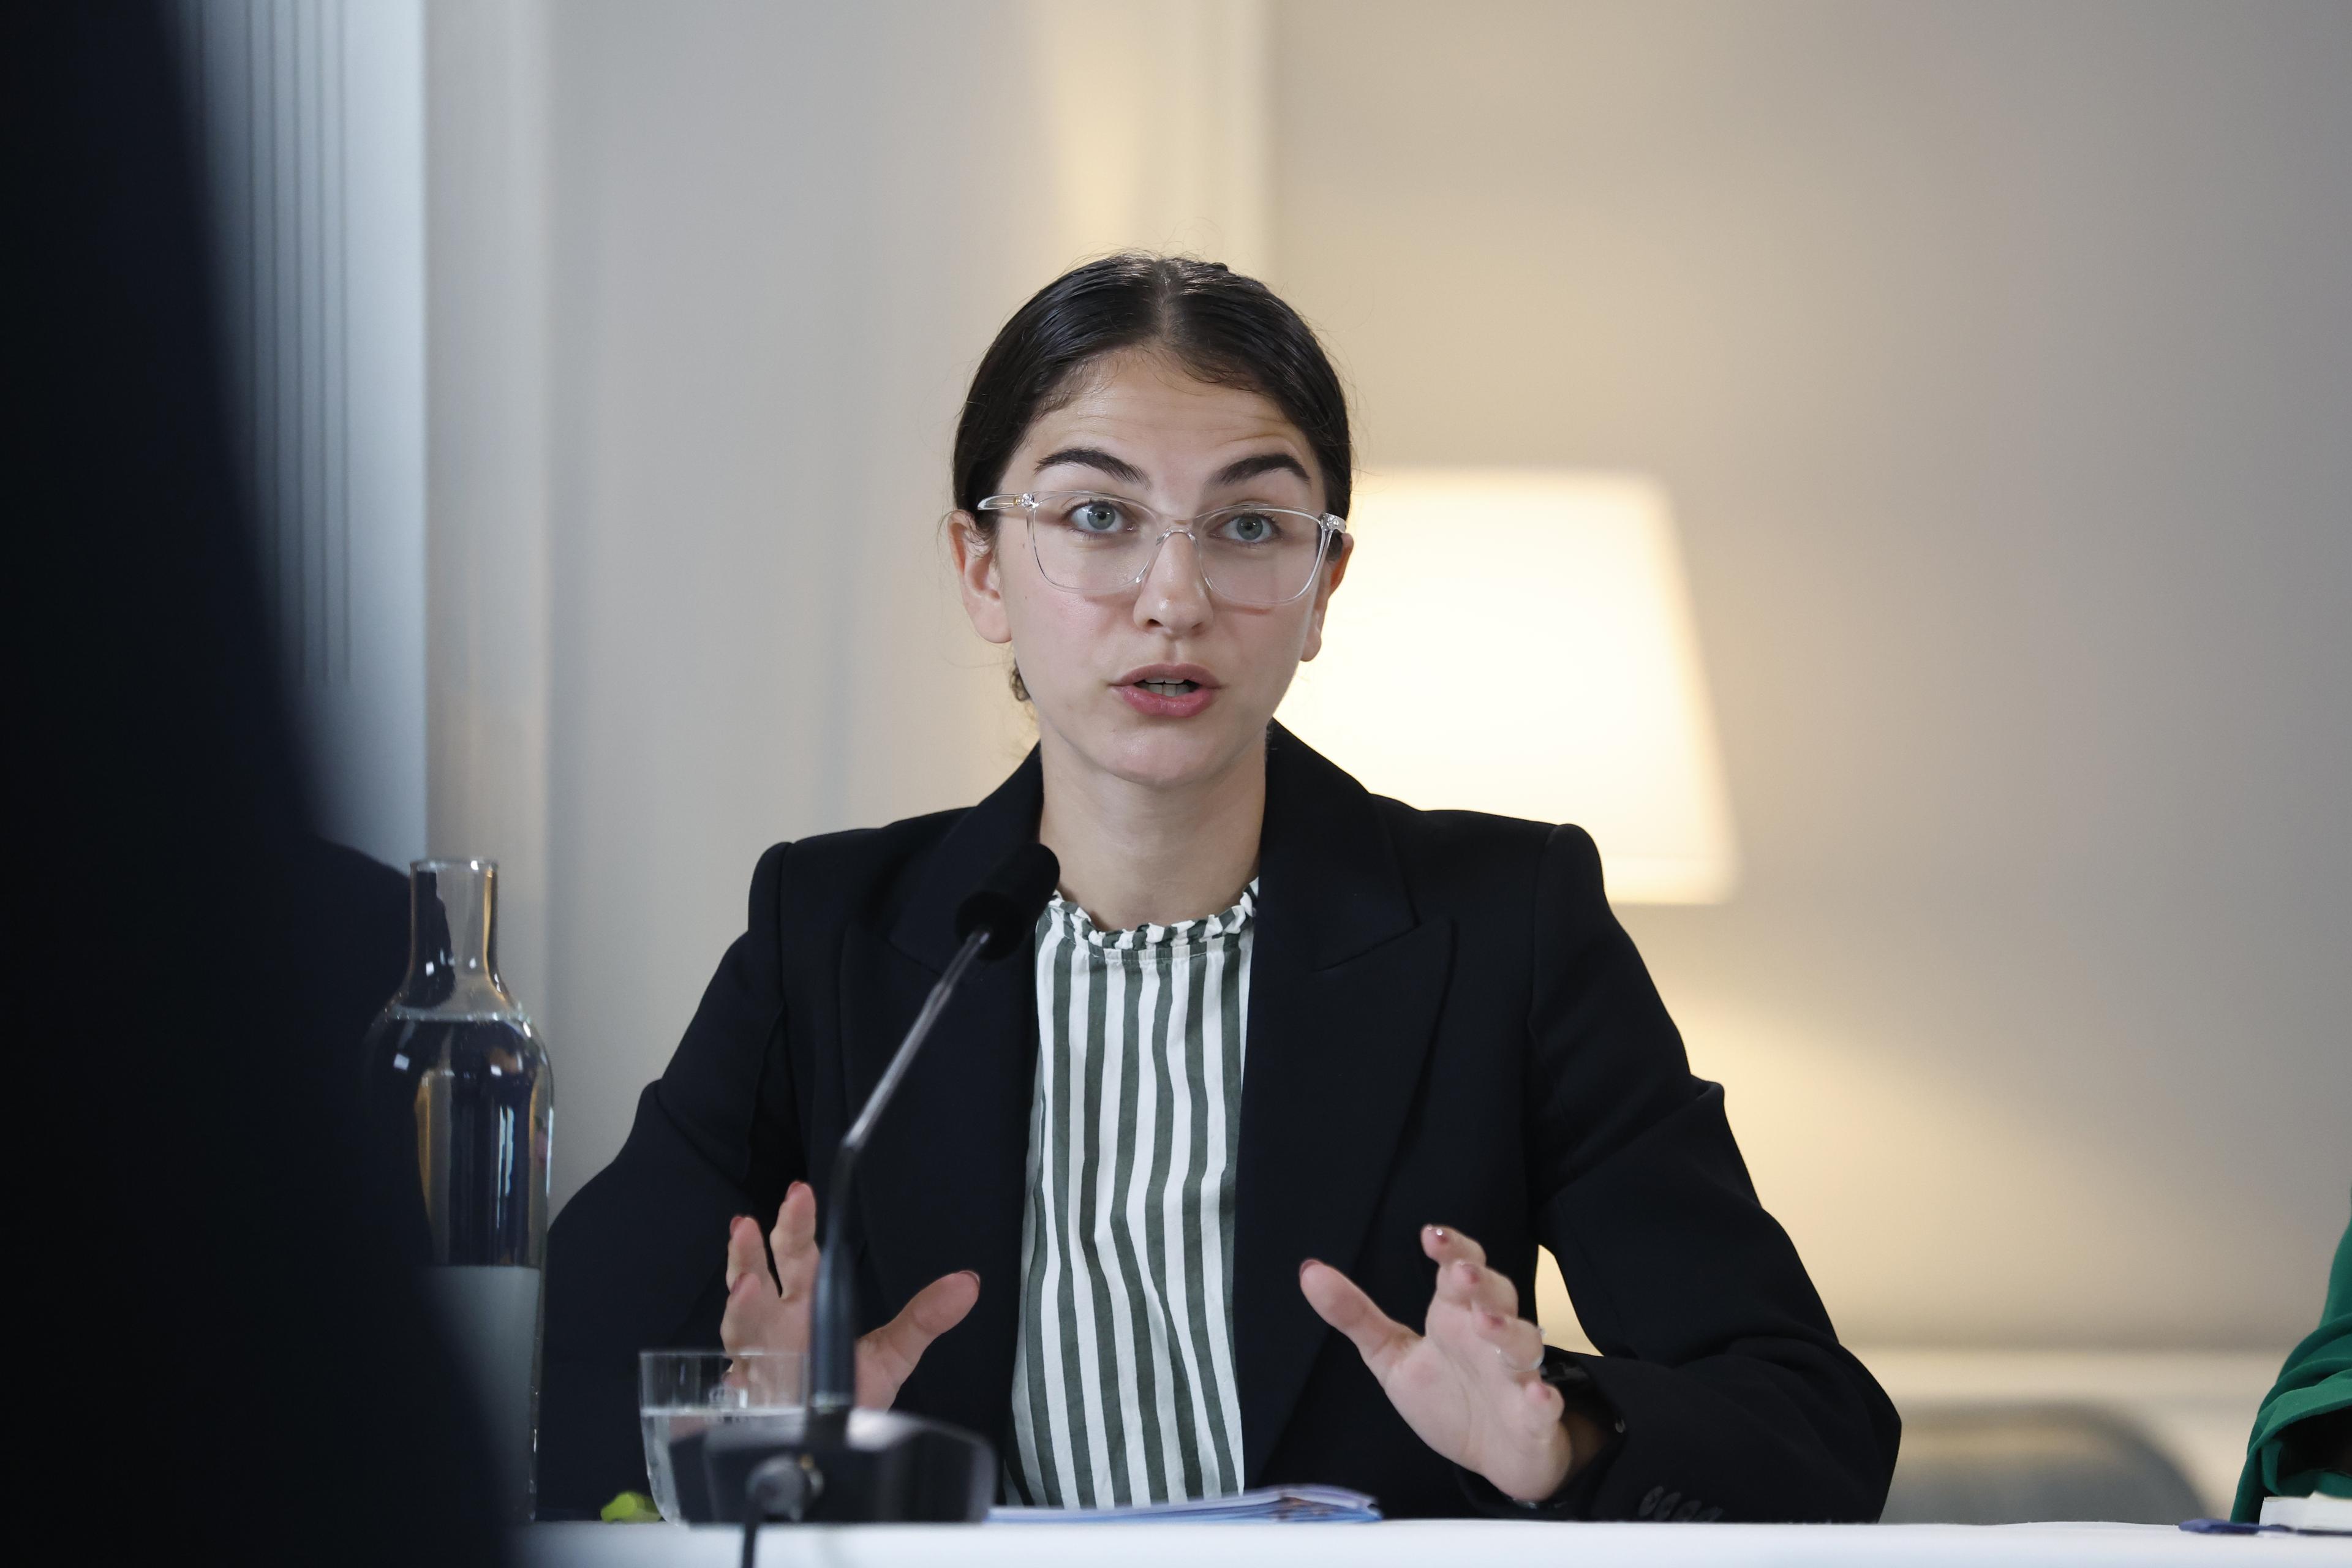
[
  {"xmin": 1232, "ymin": 725, "xmax": 1454, "ymax": 1482},
  {"xmin": 835, "ymin": 747, "xmax": 1043, "ymax": 1439}
]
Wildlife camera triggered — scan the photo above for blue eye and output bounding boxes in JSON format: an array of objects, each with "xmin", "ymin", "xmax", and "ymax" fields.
[
  {"xmin": 1069, "ymin": 499, "xmax": 1125, "ymax": 534},
  {"xmin": 1219, "ymin": 510, "xmax": 1280, "ymax": 545}
]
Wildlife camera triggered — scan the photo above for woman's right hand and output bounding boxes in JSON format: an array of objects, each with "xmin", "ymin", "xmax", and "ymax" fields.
[{"xmin": 720, "ymin": 1178, "xmax": 981, "ymax": 1410}]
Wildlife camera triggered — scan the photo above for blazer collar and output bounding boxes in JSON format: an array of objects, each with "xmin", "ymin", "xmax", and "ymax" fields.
[
  {"xmin": 1257, "ymin": 721, "xmax": 1419, "ymax": 964},
  {"xmin": 886, "ymin": 742, "xmax": 1045, "ymax": 974}
]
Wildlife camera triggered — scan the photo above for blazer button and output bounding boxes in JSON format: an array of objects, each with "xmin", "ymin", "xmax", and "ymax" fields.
[{"xmin": 1638, "ymin": 1486, "xmax": 1664, "ymax": 1518}]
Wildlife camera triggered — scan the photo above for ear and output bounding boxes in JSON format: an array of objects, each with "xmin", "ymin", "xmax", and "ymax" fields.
[
  {"xmin": 948, "ymin": 511, "xmax": 1012, "ymax": 646},
  {"xmin": 1298, "ymin": 530, "xmax": 1352, "ymax": 664}
]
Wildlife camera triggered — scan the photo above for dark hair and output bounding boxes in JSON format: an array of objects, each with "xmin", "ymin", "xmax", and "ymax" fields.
[{"xmin": 953, "ymin": 254, "xmax": 1352, "ymax": 522}]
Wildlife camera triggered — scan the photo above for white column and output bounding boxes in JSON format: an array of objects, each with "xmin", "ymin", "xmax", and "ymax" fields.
[{"xmin": 171, "ymin": 0, "xmax": 429, "ymax": 870}]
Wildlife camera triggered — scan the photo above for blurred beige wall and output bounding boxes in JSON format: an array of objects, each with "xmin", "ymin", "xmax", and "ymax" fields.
[
  {"xmin": 1271, "ymin": 0, "xmax": 2350, "ymax": 1346},
  {"xmin": 424, "ymin": 0, "xmax": 2349, "ymax": 1351}
]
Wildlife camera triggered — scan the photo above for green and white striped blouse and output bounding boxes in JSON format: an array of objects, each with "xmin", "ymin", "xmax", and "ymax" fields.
[{"xmin": 1006, "ymin": 880, "xmax": 1257, "ymax": 1508}]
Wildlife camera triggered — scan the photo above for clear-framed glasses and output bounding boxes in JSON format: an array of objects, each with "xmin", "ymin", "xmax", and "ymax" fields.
[{"xmin": 975, "ymin": 491, "xmax": 1347, "ymax": 608}]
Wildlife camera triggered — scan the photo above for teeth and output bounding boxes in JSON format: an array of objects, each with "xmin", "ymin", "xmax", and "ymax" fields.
[{"xmin": 1139, "ymin": 679, "xmax": 1198, "ymax": 695}]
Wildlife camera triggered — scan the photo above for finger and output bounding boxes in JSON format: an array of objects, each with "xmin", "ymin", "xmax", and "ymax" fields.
[
  {"xmin": 720, "ymin": 1298, "xmax": 749, "ymax": 1354},
  {"xmin": 1424, "ymin": 1226, "xmax": 1519, "ymax": 1314},
  {"xmin": 725, "ymin": 1215, "xmax": 772, "ymax": 1297},
  {"xmin": 1433, "ymin": 1255, "xmax": 1518, "ymax": 1317},
  {"xmin": 769, "ymin": 1182, "xmax": 819, "ymax": 1302},
  {"xmin": 1421, "ymin": 1223, "xmax": 1488, "ymax": 1269},
  {"xmin": 1521, "ymin": 1373, "xmax": 1566, "ymax": 1433},
  {"xmin": 720, "ymin": 1250, "xmax": 764, "ymax": 1353},
  {"xmin": 1469, "ymin": 1312, "xmax": 1546, "ymax": 1377},
  {"xmin": 1298, "ymin": 1259, "xmax": 1417, "ymax": 1378},
  {"xmin": 856, "ymin": 1270, "xmax": 981, "ymax": 1407}
]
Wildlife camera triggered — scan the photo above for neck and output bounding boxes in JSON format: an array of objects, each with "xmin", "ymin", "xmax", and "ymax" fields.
[{"xmin": 1036, "ymin": 729, "xmax": 1267, "ymax": 931}]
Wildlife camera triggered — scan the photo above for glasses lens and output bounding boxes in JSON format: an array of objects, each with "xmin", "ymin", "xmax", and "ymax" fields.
[
  {"xmin": 1197, "ymin": 506, "xmax": 1329, "ymax": 606},
  {"xmin": 1027, "ymin": 494, "xmax": 1157, "ymax": 594}
]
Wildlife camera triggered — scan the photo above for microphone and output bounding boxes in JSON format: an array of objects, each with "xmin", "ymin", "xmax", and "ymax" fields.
[
  {"xmin": 953, "ymin": 841, "xmax": 1061, "ymax": 960},
  {"xmin": 808, "ymin": 842, "xmax": 1058, "ymax": 1412},
  {"xmin": 680, "ymin": 842, "xmax": 1058, "ymax": 1543}
]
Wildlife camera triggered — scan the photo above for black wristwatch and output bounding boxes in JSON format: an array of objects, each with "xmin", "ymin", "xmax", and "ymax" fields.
[{"xmin": 1542, "ymin": 1352, "xmax": 1624, "ymax": 1435}]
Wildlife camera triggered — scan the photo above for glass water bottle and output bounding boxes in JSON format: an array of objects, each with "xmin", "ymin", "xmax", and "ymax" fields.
[{"xmin": 363, "ymin": 859, "xmax": 553, "ymax": 1523}]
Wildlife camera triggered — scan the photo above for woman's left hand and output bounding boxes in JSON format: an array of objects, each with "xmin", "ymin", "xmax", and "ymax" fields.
[{"xmin": 1299, "ymin": 1225, "xmax": 1604, "ymax": 1504}]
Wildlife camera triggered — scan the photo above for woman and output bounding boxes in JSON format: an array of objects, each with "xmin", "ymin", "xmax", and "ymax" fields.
[{"xmin": 542, "ymin": 255, "xmax": 1898, "ymax": 1521}]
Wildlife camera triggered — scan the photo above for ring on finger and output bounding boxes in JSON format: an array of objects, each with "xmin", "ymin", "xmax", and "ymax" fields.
[{"xmin": 1493, "ymin": 1343, "xmax": 1544, "ymax": 1376}]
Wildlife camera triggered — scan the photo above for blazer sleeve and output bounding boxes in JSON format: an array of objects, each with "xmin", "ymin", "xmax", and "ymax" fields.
[
  {"xmin": 1499, "ymin": 823, "xmax": 1899, "ymax": 1523},
  {"xmin": 539, "ymin": 842, "xmax": 809, "ymax": 1516}
]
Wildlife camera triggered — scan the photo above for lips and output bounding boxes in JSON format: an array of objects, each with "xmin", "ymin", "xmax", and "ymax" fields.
[{"xmin": 1114, "ymin": 663, "xmax": 1219, "ymax": 719}]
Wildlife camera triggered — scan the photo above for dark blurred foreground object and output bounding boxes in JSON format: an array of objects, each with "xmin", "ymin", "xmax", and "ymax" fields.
[
  {"xmin": 295, "ymin": 835, "xmax": 414, "ymax": 1053},
  {"xmin": 4, "ymin": 6, "xmax": 499, "ymax": 1563},
  {"xmin": 1879, "ymin": 1405, "xmax": 2203, "ymax": 1525},
  {"xmin": 2234, "ymin": 1193, "xmax": 2352, "ymax": 1521}
]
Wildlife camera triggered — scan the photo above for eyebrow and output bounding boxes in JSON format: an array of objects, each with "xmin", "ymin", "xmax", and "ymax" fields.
[
  {"xmin": 1030, "ymin": 446, "xmax": 1314, "ymax": 493},
  {"xmin": 1214, "ymin": 452, "xmax": 1313, "ymax": 488},
  {"xmin": 1033, "ymin": 447, "xmax": 1147, "ymax": 486}
]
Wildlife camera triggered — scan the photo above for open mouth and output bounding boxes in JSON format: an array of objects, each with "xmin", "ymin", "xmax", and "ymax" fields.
[{"xmin": 1135, "ymin": 679, "xmax": 1200, "ymax": 696}]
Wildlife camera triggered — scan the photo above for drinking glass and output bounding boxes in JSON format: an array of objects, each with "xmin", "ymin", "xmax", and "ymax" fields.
[{"xmin": 639, "ymin": 1350, "xmax": 805, "ymax": 1523}]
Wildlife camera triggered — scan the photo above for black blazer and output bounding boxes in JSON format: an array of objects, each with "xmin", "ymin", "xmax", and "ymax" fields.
[{"xmin": 542, "ymin": 726, "xmax": 1898, "ymax": 1521}]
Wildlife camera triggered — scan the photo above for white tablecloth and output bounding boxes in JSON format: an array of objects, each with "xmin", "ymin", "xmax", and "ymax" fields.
[{"xmin": 522, "ymin": 1519, "xmax": 2351, "ymax": 1566}]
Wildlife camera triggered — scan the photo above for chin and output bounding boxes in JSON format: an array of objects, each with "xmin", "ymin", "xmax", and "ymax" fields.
[{"xmin": 1079, "ymin": 709, "xmax": 1268, "ymax": 792}]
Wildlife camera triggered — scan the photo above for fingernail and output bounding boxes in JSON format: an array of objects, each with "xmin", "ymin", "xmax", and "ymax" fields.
[
  {"xmin": 1298, "ymin": 1258, "xmax": 1322, "ymax": 1278},
  {"xmin": 1430, "ymin": 1226, "xmax": 1447, "ymax": 1240},
  {"xmin": 959, "ymin": 1270, "xmax": 982, "ymax": 1289}
]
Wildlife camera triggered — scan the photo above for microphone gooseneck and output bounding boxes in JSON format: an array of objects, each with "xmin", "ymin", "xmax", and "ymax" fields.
[{"xmin": 805, "ymin": 842, "xmax": 1060, "ymax": 1429}]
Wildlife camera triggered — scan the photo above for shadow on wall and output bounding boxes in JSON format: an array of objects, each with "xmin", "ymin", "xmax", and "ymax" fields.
[
  {"xmin": 1882, "ymin": 1406, "xmax": 2203, "ymax": 1525},
  {"xmin": 1652, "ymin": 990, "xmax": 2312, "ymax": 1348}
]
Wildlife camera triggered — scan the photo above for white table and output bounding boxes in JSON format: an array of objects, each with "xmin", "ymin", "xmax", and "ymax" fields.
[{"xmin": 523, "ymin": 1520, "xmax": 2352, "ymax": 1566}]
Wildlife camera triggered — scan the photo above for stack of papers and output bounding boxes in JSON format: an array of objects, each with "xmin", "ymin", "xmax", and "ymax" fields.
[
  {"xmin": 2182, "ymin": 1493, "xmax": 2351, "ymax": 1537},
  {"xmin": 2259, "ymin": 1493, "xmax": 2350, "ymax": 1534},
  {"xmin": 989, "ymin": 1485, "xmax": 1382, "ymax": 1524}
]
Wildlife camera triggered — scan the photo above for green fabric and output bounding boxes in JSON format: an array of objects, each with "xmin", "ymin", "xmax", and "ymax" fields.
[{"xmin": 2233, "ymin": 1188, "xmax": 2352, "ymax": 1521}]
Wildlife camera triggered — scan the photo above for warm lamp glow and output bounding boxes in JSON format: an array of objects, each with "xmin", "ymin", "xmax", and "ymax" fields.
[{"xmin": 1278, "ymin": 469, "xmax": 1738, "ymax": 904}]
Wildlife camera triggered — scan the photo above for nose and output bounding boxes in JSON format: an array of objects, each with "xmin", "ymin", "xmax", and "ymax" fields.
[{"xmin": 1132, "ymin": 527, "xmax": 1213, "ymax": 635}]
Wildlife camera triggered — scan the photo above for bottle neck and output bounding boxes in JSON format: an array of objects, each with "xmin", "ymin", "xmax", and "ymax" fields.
[{"xmin": 396, "ymin": 859, "xmax": 516, "ymax": 1016}]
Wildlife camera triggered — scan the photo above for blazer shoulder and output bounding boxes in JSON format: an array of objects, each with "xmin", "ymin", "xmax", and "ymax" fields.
[
  {"xmin": 768, "ymin": 805, "xmax": 972, "ymax": 932},
  {"xmin": 1366, "ymin": 793, "xmax": 1599, "ymax": 911}
]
